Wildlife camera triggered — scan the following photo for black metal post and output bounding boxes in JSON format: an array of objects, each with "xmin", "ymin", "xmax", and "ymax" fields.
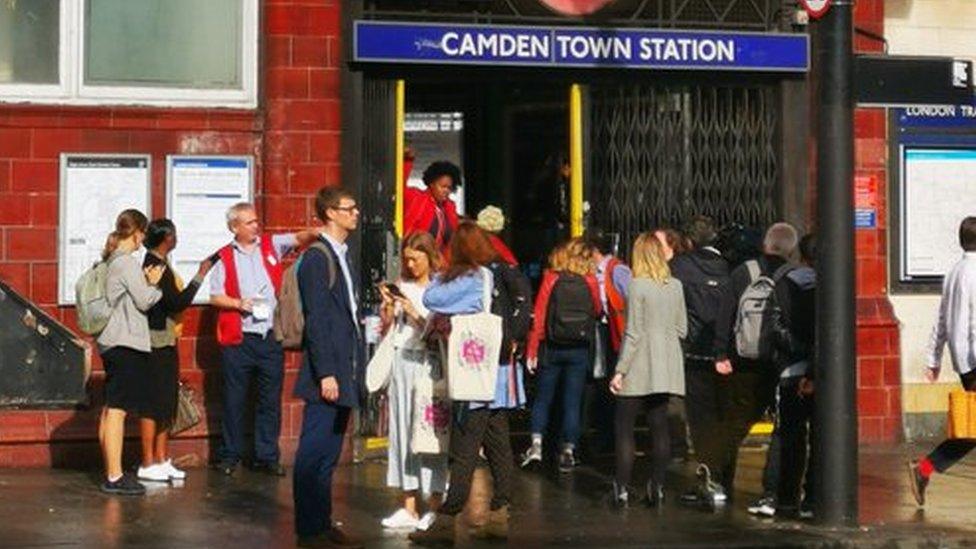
[{"xmin": 814, "ymin": 0, "xmax": 858, "ymax": 527}]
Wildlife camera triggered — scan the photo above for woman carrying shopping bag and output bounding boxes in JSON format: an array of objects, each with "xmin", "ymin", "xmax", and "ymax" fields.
[
  {"xmin": 409, "ymin": 222, "xmax": 532, "ymax": 547},
  {"xmin": 609, "ymin": 233, "xmax": 688, "ymax": 507},
  {"xmin": 376, "ymin": 232, "xmax": 449, "ymax": 531}
]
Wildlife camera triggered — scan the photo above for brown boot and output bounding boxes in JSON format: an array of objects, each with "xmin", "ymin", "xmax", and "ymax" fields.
[
  {"xmin": 471, "ymin": 505, "xmax": 509, "ymax": 540},
  {"xmin": 408, "ymin": 513, "xmax": 455, "ymax": 546}
]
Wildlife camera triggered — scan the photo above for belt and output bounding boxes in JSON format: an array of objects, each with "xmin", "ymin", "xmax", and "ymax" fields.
[{"xmin": 244, "ymin": 331, "xmax": 274, "ymax": 340}]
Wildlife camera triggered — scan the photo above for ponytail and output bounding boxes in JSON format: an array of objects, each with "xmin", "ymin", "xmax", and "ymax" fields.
[{"xmin": 102, "ymin": 209, "xmax": 149, "ymax": 262}]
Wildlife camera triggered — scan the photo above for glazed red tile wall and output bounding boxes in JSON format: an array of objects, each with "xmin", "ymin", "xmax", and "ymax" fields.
[{"xmin": 0, "ymin": 0, "xmax": 342, "ymax": 467}]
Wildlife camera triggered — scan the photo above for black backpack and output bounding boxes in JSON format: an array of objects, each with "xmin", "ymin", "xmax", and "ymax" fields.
[
  {"xmin": 488, "ymin": 262, "xmax": 533, "ymax": 360},
  {"xmin": 546, "ymin": 272, "xmax": 596, "ymax": 346},
  {"xmin": 675, "ymin": 253, "xmax": 730, "ymax": 356}
]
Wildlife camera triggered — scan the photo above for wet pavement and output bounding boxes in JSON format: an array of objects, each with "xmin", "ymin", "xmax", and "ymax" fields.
[{"xmin": 2, "ymin": 443, "xmax": 976, "ymax": 548}]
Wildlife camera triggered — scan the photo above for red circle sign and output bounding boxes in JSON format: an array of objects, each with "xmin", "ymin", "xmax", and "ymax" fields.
[
  {"xmin": 537, "ymin": 0, "xmax": 616, "ymax": 16},
  {"xmin": 799, "ymin": 0, "xmax": 831, "ymax": 19}
]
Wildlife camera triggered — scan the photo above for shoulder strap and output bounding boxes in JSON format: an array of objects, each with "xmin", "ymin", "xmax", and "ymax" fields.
[
  {"xmin": 481, "ymin": 267, "xmax": 493, "ymax": 312},
  {"xmin": 771, "ymin": 263, "xmax": 795, "ymax": 283},
  {"xmin": 306, "ymin": 240, "xmax": 337, "ymax": 289},
  {"xmin": 745, "ymin": 260, "xmax": 761, "ymax": 283}
]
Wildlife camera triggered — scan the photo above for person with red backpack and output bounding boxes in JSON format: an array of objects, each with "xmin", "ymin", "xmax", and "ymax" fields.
[
  {"xmin": 522, "ymin": 238, "xmax": 603, "ymax": 472},
  {"xmin": 209, "ymin": 202, "xmax": 320, "ymax": 477}
]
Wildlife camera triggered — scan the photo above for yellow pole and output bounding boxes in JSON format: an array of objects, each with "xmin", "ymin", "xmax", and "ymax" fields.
[
  {"xmin": 395, "ymin": 79, "xmax": 406, "ymax": 238},
  {"xmin": 569, "ymin": 84, "xmax": 584, "ymax": 237}
]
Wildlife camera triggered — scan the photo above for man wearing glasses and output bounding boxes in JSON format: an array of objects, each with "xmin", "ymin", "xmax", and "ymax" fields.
[
  {"xmin": 210, "ymin": 202, "xmax": 320, "ymax": 477},
  {"xmin": 293, "ymin": 187, "xmax": 363, "ymax": 548}
]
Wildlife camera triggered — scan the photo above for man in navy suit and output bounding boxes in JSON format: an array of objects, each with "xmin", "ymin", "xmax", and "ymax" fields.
[{"xmin": 294, "ymin": 186, "xmax": 363, "ymax": 548}]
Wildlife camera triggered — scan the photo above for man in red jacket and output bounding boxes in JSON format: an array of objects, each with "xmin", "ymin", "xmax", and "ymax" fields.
[{"xmin": 209, "ymin": 202, "xmax": 319, "ymax": 477}]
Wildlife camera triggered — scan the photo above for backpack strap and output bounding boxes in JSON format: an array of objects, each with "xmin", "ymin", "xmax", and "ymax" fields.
[
  {"xmin": 745, "ymin": 260, "xmax": 761, "ymax": 283},
  {"xmin": 304, "ymin": 240, "xmax": 337, "ymax": 289},
  {"xmin": 771, "ymin": 263, "xmax": 795, "ymax": 283}
]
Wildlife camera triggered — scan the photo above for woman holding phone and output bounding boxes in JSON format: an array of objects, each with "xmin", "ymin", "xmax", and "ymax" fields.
[{"xmin": 377, "ymin": 232, "xmax": 448, "ymax": 531}]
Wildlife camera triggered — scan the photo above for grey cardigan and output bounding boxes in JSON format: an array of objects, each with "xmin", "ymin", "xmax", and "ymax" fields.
[
  {"xmin": 96, "ymin": 251, "xmax": 163, "ymax": 353},
  {"xmin": 615, "ymin": 277, "xmax": 688, "ymax": 397}
]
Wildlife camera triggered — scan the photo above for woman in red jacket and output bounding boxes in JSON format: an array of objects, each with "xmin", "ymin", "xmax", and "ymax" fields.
[
  {"xmin": 403, "ymin": 161, "xmax": 461, "ymax": 252},
  {"xmin": 521, "ymin": 238, "xmax": 602, "ymax": 472}
]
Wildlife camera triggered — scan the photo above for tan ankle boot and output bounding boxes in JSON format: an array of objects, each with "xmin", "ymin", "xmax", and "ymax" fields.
[
  {"xmin": 408, "ymin": 513, "xmax": 455, "ymax": 546},
  {"xmin": 471, "ymin": 505, "xmax": 509, "ymax": 540}
]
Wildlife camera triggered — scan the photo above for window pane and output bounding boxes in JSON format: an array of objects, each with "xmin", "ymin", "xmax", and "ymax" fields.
[
  {"xmin": 0, "ymin": 0, "xmax": 60, "ymax": 84},
  {"xmin": 85, "ymin": 0, "xmax": 242, "ymax": 89}
]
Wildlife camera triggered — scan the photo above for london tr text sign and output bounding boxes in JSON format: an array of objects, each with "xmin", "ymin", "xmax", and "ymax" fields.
[{"xmin": 354, "ymin": 21, "xmax": 809, "ymax": 72}]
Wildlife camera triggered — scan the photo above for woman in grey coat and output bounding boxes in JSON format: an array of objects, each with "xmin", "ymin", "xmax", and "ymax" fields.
[
  {"xmin": 97, "ymin": 209, "xmax": 165, "ymax": 496},
  {"xmin": 609, "ymin": 232, "xmax": 688, "ymax": 506}
]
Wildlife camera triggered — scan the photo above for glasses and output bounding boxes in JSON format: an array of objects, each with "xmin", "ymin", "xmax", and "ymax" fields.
[{"xmin": 333, "ymin": 204, "xmax": 360, "ymax": 213}]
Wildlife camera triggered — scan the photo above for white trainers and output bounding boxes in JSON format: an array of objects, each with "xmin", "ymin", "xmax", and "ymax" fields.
[
  {"xmin": 416, "ymin": 511, "xmax": 436, "ymax": 531},
  {"xmin": 161, "ymin": 459, "xmax": 187, "ymax": 481},
  {"xmin": 137, "ymin": 463, "xmax": 170, "ymax": 483},
  {"xmin": 520, "ymin": 443, "xmax": 543, "ymax": 468},
  {"xmin": 381, "ymin": 508, "xmax": 420, "ymax": 529}
]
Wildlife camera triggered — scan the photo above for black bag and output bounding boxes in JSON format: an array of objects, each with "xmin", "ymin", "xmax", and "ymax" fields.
[
  {"xmin": 488, "ymin": 262, "xmax": 533, "ymax": 360},
  {"xmin": 679, "ymin": 254, "xmax": 730, "ymax": 355},
  {"xmin": 546, "ymin": 273, "xmax": 596, "ymax": 346}
]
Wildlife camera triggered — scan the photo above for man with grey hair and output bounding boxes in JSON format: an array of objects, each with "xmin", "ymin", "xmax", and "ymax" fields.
[
  {"xmin": 210, "ymin": 202, "xmax": 320, "ymax": 477},
  {"xmin": 693, "ymin": 221, "xmax": 799, "ymax": 507}
]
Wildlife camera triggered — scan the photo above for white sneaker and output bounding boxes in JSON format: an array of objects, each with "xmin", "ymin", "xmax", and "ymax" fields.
[
  {"xmin": 416, "ymin": 511, "xmax": 436, "ymax": 531},
  {"xmin": 161, "ymin": 459, "xmax": 187, "ymax": 481},
  {"xmin": 137, "ymin": 463, "xmax": 169, "ymax": 483},
  {"xmin": 381, "ymin": 508, "xmax": 419, "ymax": 529}
]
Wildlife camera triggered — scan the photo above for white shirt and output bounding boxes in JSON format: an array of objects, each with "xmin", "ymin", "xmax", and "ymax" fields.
[
  {"xmin": 322, "ymin": 232, "xmax": 358, "ymax": 328},
  {"xmin": 927, "ymin": 252, "xmax": 976, "ymax": 375}
]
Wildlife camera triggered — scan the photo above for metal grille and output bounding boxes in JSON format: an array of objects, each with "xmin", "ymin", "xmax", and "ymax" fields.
[
  {"xmin": 589, "ymin": 84, "xmax": 779, "ymax": 255},
  {"xmin": 360, "ymin": 79, "xmax": 397, "ymax": 306},
  {"xmin": 365, "ymin": 0, "xmax": 788, "ymax": 30}
]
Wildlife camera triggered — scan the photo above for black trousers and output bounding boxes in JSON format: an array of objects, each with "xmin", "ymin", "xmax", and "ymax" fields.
[
  {"xmin": 684, "ymin": 360, "xmax": 727, "ymax": 476},
  {"xmin": 440, "ymin": 408, "xmax": 514, "ymax": 515},
  {"xmin": 927, "ymin": 370, "xmax": 976, "ymax": 472},
  {"xmin": 614, "ymin": 394, "xmax": 670, "ymax": 487},
  {"xmin": 712, "ymin": 366, "xmax": 777, "ymax": 494},
  {"xmin": 776, "ymin": 375, "xmax": 817, "ymax": 508}
]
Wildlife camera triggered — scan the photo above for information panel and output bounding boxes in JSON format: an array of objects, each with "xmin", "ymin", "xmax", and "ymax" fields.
[
  {"xmin": 58, "ymin": 154, "xmax": 151, "ymax": 305},
  {"xmin": 902, "ymin": 148, "xmax": 976, "ymax": 279},
  {"xmin": 166, "ymin": 156, "xmax": 254, "ymax": 303},
  {"xmin": 405, "ymin": 112, "xmax": 465, "ymax": 214}
]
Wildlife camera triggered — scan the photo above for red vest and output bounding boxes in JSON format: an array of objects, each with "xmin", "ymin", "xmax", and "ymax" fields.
[
  {"xmin": 216, "ymin": 237, "xmax": 283, "ymax": 346},
  {"xmin": 605, "ymin": 257, "xmax": 627, "ymax": 353}
]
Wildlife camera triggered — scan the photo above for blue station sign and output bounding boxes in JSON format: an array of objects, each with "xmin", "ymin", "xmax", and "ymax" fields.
[{"xmin": 354, "ymin": 21, "xmax": 809, "ymax": 73}]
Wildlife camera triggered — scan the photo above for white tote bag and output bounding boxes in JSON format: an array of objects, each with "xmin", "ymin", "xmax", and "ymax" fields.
[
  {"xmin": 446, "ymin": 268, "xmax": 502, "ymax": 401},
  {"xmin": 365, "ymin": 327, "xmax": 395, "ymax": 393},
  {"xmin": 410, "ymin": 357, "xmax": 451, "ymax": 455}
]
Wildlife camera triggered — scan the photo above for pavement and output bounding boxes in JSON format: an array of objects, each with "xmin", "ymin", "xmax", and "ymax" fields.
[{"xmin": 1, "ymin": 443, "xmax": 976, "ymax": 548}]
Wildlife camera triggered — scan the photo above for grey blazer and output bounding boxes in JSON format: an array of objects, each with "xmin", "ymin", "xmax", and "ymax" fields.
[
  {"xmin": 615, "ymin": 277, "xmax": 688, "ymax": 397},
  {"xmin": 97, "ymin": 251, "xmax": 163, "ymax": 353}
]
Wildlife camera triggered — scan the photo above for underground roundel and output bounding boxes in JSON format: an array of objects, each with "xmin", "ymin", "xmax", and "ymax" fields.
[
  {"xmin": 799, "ymin": 0, "xmax": 831, "ymax": 19},
  {"xmin": 538, "ymin": 0, "xmax": 617, "ymax": 16}
]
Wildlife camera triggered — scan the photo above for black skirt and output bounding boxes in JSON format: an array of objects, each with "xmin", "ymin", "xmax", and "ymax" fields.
[
  {"xmin": 146, "ymin": 346, "xmax": 180, "ymax": 423},
  {"xmin": 102, "ymin": 346, "xmax": 151, "ymax": 414}
]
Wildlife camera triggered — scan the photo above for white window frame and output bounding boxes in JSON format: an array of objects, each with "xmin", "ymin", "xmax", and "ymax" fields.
[{"xmin": 0, "ymin": 0, "xmax": 258, "ymax": 109}]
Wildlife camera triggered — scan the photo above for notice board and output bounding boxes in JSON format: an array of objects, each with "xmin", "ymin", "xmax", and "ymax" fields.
[
  {"xmin": 901, "ymin": 148, "xmax": 976, "ymax": 279},
  {"xmin": 166, "ymin": 156, "xmax": 254, "ymax": 303},
  {"xmin": 58, "ymin": 154, "xmax": 151, "ymax": 305}
]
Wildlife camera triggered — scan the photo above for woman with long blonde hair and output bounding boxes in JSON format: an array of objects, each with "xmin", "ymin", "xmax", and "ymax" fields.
[
  {"xmin": 609, "ymin": 232, "xmax": 687, "ymax": 506},
  {"xmin": 522, "ymin": 238, "xmax": 602, "ymax": 472}
]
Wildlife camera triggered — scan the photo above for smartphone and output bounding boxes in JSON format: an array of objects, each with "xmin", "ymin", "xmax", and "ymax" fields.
[{"xmin": 382, "ymin": 282, "xmax": 406, "ymax": 299}]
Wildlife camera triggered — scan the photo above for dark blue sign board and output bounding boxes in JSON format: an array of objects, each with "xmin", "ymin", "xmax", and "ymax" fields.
[
  {"xmin": 354, "ymin": 21, "xmax": 809, "ymax": 73},
  {"xmin": 855, "ymin": 208, "xmax": 876, "ymax": 229}
]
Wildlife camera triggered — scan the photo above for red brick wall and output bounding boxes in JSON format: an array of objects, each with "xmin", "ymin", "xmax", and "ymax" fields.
[
  {"xmin": 0, "ymin": 0, "xmax": 342, "ymax": 467},
  {"xmin": 852, "ymin": 0, "xmax": 901, "ymax": 443}
]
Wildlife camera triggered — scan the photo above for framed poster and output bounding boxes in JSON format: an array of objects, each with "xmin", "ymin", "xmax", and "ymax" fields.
[
  {"xmin": 58, "ymin": 154, "xmax": 152, "ymax": 305},
  {"xmin": 166, "ymin": 156, "xmax": 254, "ymax": 303},
  {"xmin": 900, "ymin": 147, "xmax": 976, "ymax": 281}
]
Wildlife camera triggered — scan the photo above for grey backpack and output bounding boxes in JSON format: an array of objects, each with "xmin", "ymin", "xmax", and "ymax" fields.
[
  {"xmin": 273, "ymin": 241, "xmax": 336, "ymax": 350},
  {"xmin": 733, "ymin": 260, "xmax": 792, "ymax": 360},
  {"xmin": 75, "ymin": 260, "xmax": 114, "ymax": 336}
]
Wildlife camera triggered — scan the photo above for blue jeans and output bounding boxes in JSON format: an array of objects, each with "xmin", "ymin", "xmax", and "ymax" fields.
[
  {"xmin": 218, "ymin": 333, "xmax": 284, "ymax": 465},
  {"xmin": 530, "ymin": 345, "xmax": 590, "ymax": 447}
]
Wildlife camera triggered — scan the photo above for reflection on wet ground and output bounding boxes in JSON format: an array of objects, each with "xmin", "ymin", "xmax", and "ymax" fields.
[{"xmin": 1, "ymin": 444, "xmax": 974, "ymax": 547}]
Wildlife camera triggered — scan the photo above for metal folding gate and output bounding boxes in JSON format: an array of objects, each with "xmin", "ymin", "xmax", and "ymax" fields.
[{"xmin": 588, "ymin": 83, "xmax": 780, "ymax": 256}]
